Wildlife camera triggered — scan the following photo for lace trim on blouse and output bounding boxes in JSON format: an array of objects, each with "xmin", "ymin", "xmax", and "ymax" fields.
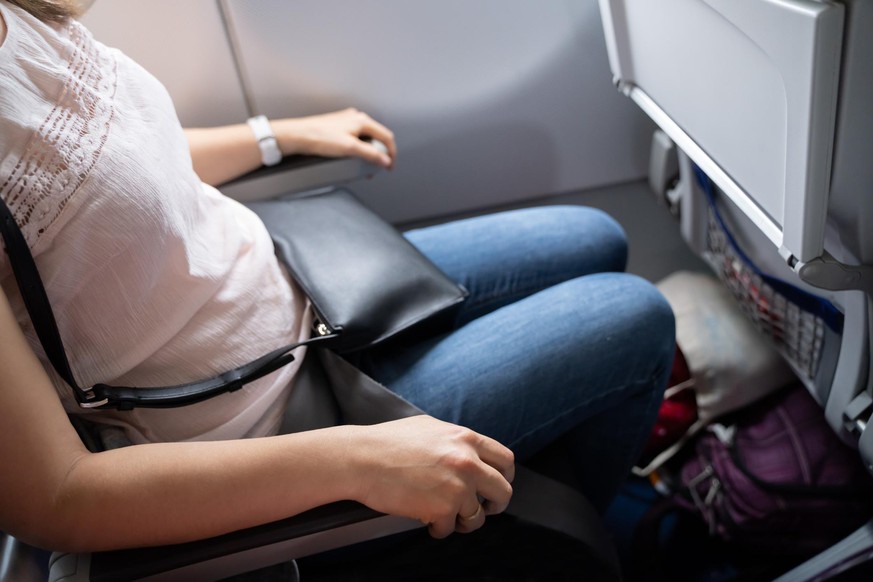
[{"xmin": 0, "ymin": 19, "xmax": 117, "ymax": 247}]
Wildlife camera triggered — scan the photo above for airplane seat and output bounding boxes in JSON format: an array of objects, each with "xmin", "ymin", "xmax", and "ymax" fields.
[
  {"xmin": 0, "ymin": 153, "xmax": 622, "ymax": 582},
  {"xmin": 597, "ymin": 0, "xmax": 873, "ymax": 579},
  {"xmin": 44, "ymin": 426, "xmax": 621, "ymax": 582}
]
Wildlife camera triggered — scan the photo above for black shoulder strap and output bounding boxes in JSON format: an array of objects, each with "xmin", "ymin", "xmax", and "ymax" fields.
[
  {"xmin": 0, "ymin": 195, "xmax": 89, "ymax": 398},
  {"xmin": 0, "ymin": 194, "xmax": 326, "ymax": 410}
]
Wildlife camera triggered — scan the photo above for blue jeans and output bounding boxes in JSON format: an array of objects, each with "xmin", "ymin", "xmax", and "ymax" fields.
[{"xmin": 353, "ymin": 206, "xmax": 675, "ymax": 511}]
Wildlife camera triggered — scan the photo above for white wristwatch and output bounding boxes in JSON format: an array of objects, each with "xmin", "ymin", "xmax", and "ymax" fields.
[{"xmin": 247, "ymin": 115, "xmax": 282, "ymax": 167}]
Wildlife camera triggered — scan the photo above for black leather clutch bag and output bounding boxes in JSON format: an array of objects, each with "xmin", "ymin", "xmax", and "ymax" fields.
[{"xmin": 247, "ymin": 189, "xmax": 468, "ymax": 353}]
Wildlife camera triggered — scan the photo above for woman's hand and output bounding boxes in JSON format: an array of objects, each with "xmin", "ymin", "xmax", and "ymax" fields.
[
  {"xmin": 272, "ymin": 108, "xmax": 397, "ymax": 169},
  {"xmin": 346, "ymin": 415, "xmax": 515, "ymax": 538}
]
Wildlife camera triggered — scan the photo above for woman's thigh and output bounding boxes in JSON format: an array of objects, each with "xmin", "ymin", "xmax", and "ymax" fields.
[
  {"xmin": 356, "ymin": 272, "xmax": 674, "ymax": 460},
  {"xmin": 403, "ymin": 205, "xmax": 628, "ymax": 324}
]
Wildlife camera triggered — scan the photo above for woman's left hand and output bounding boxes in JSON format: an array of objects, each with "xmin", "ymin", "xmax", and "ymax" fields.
[{"xmin": 272, "ymin": 108, "xmax": 396, "ymax": 169}]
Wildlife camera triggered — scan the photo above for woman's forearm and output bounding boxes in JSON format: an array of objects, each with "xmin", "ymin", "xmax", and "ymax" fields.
[
  {"xmin": 45, "ymin": 413, "xmax": 515, "ymax": 552},
  {"xmin": 185, "ymin": 124, "xmax": 263, "ymax": 187},
  {"xmin": 46, "ymin": 415, "xmax": 518, "ymax": 552},
  {"xmin": 46, "ymin": 426, "xmax": 360, "ymax": 552}
]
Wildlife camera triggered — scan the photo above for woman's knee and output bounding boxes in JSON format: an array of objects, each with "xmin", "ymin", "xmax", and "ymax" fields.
[
  {"xmin": 602, "ymin": 273, "xmax": 675, "ymax": 374},
  {"xmin": 552, "ymin": 273, "xmax": 675, "ymax": 377},
  {"xmin": 624, "ymin": 273, "xmax": 673, "ymax": 329},
  {"xmin": 519, "ymin": 205, "xmax": 628, "ymax": 273}
]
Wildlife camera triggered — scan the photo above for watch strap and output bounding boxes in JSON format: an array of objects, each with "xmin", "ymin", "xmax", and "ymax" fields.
[{"xmin": 247, "ymin": 114, "xmax": 282, "ymax": 166}]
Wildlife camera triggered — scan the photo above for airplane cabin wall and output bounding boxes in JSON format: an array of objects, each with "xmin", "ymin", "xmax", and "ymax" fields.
[
  {"xmin": 81, "ymin": 0, "xmax": 656, "ymax": 223},
  {"xmin": 81, "ymin": 0, "xmax": 249, "ymax": 127}
]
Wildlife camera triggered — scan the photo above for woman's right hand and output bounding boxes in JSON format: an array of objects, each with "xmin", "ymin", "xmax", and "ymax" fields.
[
  {"xmin": 345, "ymin": 415, "xmax": 515, "ymax": 538},
  {"xmin": 271, "ymin": 108, "xmax": 397, "ymax": 169}
]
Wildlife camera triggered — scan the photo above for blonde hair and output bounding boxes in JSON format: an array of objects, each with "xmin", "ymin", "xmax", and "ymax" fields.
[{"xmin": 5, "ymin": 0, "xmax": 81, "ymax": 22}]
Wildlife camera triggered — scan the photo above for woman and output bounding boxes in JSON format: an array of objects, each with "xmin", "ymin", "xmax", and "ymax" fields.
[{"xmin": 0, "ymin": 0, "xmax": 675, "ymax": 553}]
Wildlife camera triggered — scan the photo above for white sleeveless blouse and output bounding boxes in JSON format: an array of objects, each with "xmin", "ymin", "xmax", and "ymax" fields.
[{"xmin": 0, "ymin": 1, "xmax": 308, "ymax": 443}]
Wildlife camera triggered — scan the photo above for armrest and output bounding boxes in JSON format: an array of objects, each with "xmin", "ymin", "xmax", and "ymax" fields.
[
  {"xmin": 48, "ymin": 502, "xmax": 420, "ymax": 582},
  {"xmin": 47, "ymin": 466, "xmax": 621, "ymax": 582},
  {"xmin": 218, "ymin": 141, "xmax": 387, "ymax": 203}
]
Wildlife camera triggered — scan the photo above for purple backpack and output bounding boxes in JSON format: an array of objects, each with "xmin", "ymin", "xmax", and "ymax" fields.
[{"xmin": 673, "ymin": 384, "xmax": 873, "ymax": 555}]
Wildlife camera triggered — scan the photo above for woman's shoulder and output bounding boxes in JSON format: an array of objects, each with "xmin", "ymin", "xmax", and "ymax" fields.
[
  {"xmin": 0, "ymin": 3, "xmax": 122, "ymax": 261},
  {"xmin": 0, "ymin": 1, "xmax": 110, "ymax": 77}
]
